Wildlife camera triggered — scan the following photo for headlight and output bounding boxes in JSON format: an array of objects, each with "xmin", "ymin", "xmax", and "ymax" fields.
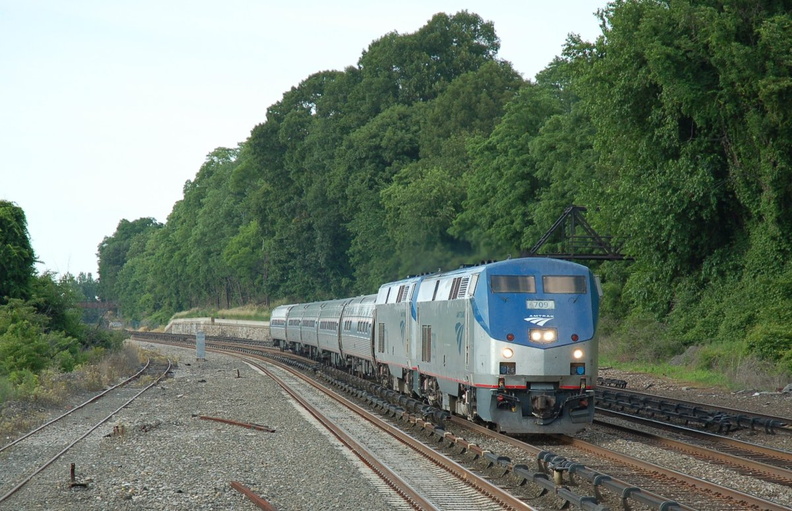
[
  {"xmin": 502, "ymin": 347, "xmax": 514, "ymax": 359},
  {"xmin": 573, "ymin": 349, "xmax": 584, "ymax": 359},
  {"xmin": 530, "ymin": 328, "xmax": 557, "ymax": 343}
]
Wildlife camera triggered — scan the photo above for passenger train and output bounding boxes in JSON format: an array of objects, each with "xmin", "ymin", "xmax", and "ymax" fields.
[{"xmin": 270, "ymin": 257, "xmax": 600, "ymax": 434}]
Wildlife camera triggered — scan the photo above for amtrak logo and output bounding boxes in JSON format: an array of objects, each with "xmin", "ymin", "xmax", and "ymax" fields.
[
  {"xmin": 455, "ymin": 322, "xmax": 464, "ymax": 353},
  {"xmin": 525, "ymin": 316, "xmax": 554, "ymax": 326}
]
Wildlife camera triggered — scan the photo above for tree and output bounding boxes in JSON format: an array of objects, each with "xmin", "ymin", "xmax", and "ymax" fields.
[
  {"xmin": 381, "ymin": 60, "xmax": 525, "ymax": 273},
  {"xmin": 0, "ymin": 200, "xmax": 36, "ymax": 302},
  {"xmin": 419, "ymin": 60, "xmax": 523, "ymax": 157},
  {"xmin": 357, "ymin": 11, "xmax": 500, "ymax": 107},
  {"xmin": 453, "ymin": 82, "xmax": 565, "ymax": 254},
  {"xmin": 382, "ymin": 159, "xmax": 470, "ymax": 273},
  {"xmin": 223, "ymin": 220, "xmax": 266, "ymax": 304},
  {"xmin": 74, "ymin": 272, "xmax": 99, "ymax": 302},
  {"xmin": 571, "ymin": 0, "xmax": 792, "ymax": 314},
  {"xmin": 0, "ymin": 309, "xmax": 51, "ymax": 377},
  {"xmin": 29, "ymin": 272, "xmax": 84, "ymax": 340},
  {"xmin": 67, "ymin": 272, "xmax": 103, "ymax": 324},
  {"xmin": 331, "ymin": 104, "xmax": 422, "ymax": 290},
  {"xmin": 97, "ymin": 218, "xmax": 161, "ymax": 301}
]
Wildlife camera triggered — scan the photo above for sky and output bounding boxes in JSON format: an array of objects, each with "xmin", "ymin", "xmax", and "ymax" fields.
[{"xmin": 1, "ymin": 1, "xmax": 608, "ymax": 279}]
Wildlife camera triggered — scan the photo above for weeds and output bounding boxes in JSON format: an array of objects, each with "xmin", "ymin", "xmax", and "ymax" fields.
[{"xmin": 0, "ymin": 343, "xmax": 144, "ymax": 440}]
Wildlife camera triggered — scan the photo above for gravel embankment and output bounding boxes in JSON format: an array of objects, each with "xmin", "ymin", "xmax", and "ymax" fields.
[{"xmin": 2, "ymin": 340, "xmax": 402, "ymax": 511}]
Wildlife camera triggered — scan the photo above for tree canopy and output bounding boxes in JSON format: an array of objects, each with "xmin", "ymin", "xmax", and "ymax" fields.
[{"xmin": 99, "ymin": 4, "xmax": 792, "ymax": 374}]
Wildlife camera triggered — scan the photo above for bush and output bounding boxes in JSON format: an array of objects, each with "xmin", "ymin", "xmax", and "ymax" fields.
[
  {"xmin": 0, "ymin": 321, "xmax": 51, "ymax": 375},
  {"xmin": 8, "ymin": 369, "xmax": 38, "ymax": 397},
  {"xmin": 0, "ymin": 376, "xmax": 15, "ymax": 402},
  {"xmin": 598, "ymin": 312, "xmax": 680, "ymax": 364},
  {"xmin": 55, "ymin": 350, "xmax": 79, "ymax": 373},
  {"xmin": 746, "ymin": 324, "xmax": 792, "ymax": 372},
  {"xmin": 32, "ymin": 369, "xmax": 71, "ymax": 405}
]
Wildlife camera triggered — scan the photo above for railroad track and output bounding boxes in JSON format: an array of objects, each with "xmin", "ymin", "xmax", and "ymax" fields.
[
  {"xmin": 130, "ymin": 332, "xmax": 521, "ymax": 509},
  {"xmin": 227, "ymin": 351, "xmax": 534, "ymax": 510},
  {"xmin": 132, "ymin": 331, "xmax": 792, "ymax": 510},
  {"xmin": 310, "ymin": 360, "xmax": 792, "ymax": 510},
  {"xmin": 138, "ymin": 334, "xmax": 613, "ymax": 509},
  {"xmin": 439, "ymin": 412, "xmax": 789, "ymax": 510},
  {"xmin": 0, "ymin": 359, "xmax": 172, "ymax": 506},
  {"xmin": 593, "ymin": 416, "xmax": 792, "ymax": 485},
  {"xmin": 596, "ymin": 386, "xmax": 791, "ymax": 435}
]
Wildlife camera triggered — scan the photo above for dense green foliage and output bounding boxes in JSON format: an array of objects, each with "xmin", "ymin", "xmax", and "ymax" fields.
[
  {"xmin": 0, "ymin": 201, "xmax": 36, "ymax": 302},
  {"xmin": 99, "ymin": 4, "xmax": 791, "ymax": 377},
  {"xmin": 577, "ymin": 0, "xmax": 792, "ymax": 375},
  {"xmin": 0, "ymin": 202, "xmax": 124, "ymax": 398}
]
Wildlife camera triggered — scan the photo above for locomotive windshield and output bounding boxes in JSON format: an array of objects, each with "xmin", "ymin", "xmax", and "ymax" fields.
[
  {"xmin": 491, "ymin": 275, "xmax": 536, "ymax": 293},
  {"xmin": 543, "ymin": 275, "xmax": 587, "ymax": 293}
]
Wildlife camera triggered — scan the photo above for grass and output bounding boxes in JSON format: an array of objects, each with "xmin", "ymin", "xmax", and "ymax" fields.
[{"xmin": 599, "ymin": 355, "xmax": 732, "ymax": 388}]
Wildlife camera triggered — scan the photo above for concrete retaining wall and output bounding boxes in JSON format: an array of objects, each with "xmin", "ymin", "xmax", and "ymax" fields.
[{"xmin": 165, "ymin": 318, "xmax": 270, "ymax": 341}]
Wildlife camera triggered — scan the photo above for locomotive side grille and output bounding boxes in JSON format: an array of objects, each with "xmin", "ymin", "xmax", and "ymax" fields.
[
  {"xmin": 421, "ymin": 325, "xmax": 432, "ymax": 362},
  {"xmin": 447, "ymin": 276, "xmax": 470, "ymax": 299},
  {"xmin": 396, "ymin": 285, "xmax": 409, "ymax": 302},
  {"xmin": 457, "ymin": 277, "xmax": 469, "ymax": 298}
]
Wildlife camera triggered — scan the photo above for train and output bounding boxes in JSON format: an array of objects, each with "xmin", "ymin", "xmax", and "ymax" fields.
[{"xmin": 270, "ymin": 257, "xmax": 601, "ymax": 435}]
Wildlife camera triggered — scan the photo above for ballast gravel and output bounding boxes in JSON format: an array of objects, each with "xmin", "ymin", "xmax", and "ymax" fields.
[
  {"xmin": 3, "ymin": 341, "xmax": 791, "ymax": 511},
  {"xmin": 2, "ymin": 341, "xmax": 401, "ymax": 511}
]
